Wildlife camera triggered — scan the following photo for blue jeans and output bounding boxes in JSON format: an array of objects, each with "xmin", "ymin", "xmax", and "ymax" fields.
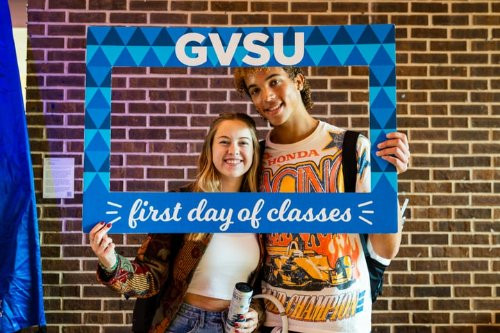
[{"xmin": 166, "ymin": 303, "xmax": 226, "ymax": 333}]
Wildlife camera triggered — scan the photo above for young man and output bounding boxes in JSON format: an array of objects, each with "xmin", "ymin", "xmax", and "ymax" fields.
[{"xmin": 234, "ymin": 67, "xmax": 409, "ymax": 333}]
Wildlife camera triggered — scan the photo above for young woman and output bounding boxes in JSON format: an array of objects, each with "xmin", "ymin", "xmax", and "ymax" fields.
[{"xmin": 89, "ymin": 113, "xmax": 264, "ymax": 333}]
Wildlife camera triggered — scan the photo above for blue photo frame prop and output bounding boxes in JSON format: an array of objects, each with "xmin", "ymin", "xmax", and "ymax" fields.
[{"xmin": 83, "ymin": 24, "xmax": 397, "ymax": 234}]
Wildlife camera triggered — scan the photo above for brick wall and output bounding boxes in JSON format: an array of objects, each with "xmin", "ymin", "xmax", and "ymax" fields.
[{"xmin": 25, "ymin": 0, "xmax": 499, "ymax": 332}]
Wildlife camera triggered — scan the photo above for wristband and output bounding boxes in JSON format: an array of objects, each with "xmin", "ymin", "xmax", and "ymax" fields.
[{"xmin": 99, "ymin": 253, "xmax": 118, "ymax": 273}]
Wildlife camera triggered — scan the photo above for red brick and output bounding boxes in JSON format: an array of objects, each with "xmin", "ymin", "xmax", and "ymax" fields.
[
  {"xmin": 414, "ymin": 286, "xmax": 451, "ymax": 297},
  {"xmin": 413, "ymin": 313, "xmax": 450, "ymax": 324},
  {"xmin": 398, "ymin": 41, "xmax": 427, "ymax": 51},
  {"xmin": 43, "ymin": 259, "xmax": 80, "ymax": 271},
  {"xmin": 471, "ymin": 67, "xmax": 500, "ymax": 77},
  {"xmin": 28, "ymin": 11, "xmax": 65, "ymax": 22},
  {"xmin": 474, "ymin": 273, "xmax": 499, "ymax": 284},
  {"xmin": 472, "ymin": 196, "xmax": 500, "ymax": 206},
  {"xmin": 149, "ymin": 116, "xmax": 188, "ymax": 127},
  {"xmin": 412, "ymin": 53, "xmax": 448, "ymax": 64},
  {"xmin": 209, "ymin": 103, "xmax": 247, "ymax": 114},
  {"xmin": 433, "ymin": 15, "xmax": 468, "ymax": 26},
  {"xmin": 410, "ymin": 79, "xmax": 447, "ymax": 90},
  {"xmin": 150, "ymin": 13, "xmax": 188, "ymax": 24},
  {"xmin": 169, "ymin": 103, "xmax": 207, "ymax": 114},
  {"xmin": 29, "ymin": 37, "xmax": 65, "ymax": 48},
  {"xmin": 149, "ymin": 90, "xmax": 187, "ymax": 101},
  {"xmin": 455, "ymin": 208, "xmax": 491, "ymax": 219},
  {"xmin": 211, "ymin": 1, "xmax": 247, "ymax": 11},
  {"xmin": 89, "ymin": 0, "xmax": 126, "ymax": 10},
  {"xmin": 67, "ymin": 37, "xmax": 86, "ymax": 49},
  {"xmin": 191, "ymin": 13, "xmax": 228, "ymax": 24},
  {"xmin": 251, "ymin": 2, "xmax": 287, "ymax": 12},
  {"xmin": 48, "ymin": 0, "xmax": 84, "ymax": 9},
  {"xmin": 189, "ymin": 90, "xmax": 226, "ymax": 102},
  {"xmin": 434, "ymin": 273, "xmax": 472, "ymax": 284},
  {"xmin": 48, "ymin": 24, "xmax": 85, "ymax": 36},
  {"xmin": 392, "ymin": 15, "xmax": 428, "ymax": 25},
  {"xmin": 129, "ymin": 129, "xmax": 166, "ymax": 140},
  {"xmin": 167, "ymin": 155, "xmax": 199, "ymax": 166},
  {"xmin": 47, "ymin": 50, "xmax": 85, "ymax": 61},
  {"xmin": 27, "ymin": 24, "xmax": 45, "ymax": 35},
  {"xmin": 111, "ymin": 167, "xmax": 144, "ymax": 179},
  {"xmin": 431, "ymin": 92, "xmax": 468, "ymax": 102},
  {"xmin": 472, "ymin": 143, "xmax": 500, "ymax": 154},
  {"xmin": 372, "ymin": 2, "xmax": 407, "ymax": 12},
  {"xmin": 397, "ymin": 66, "xmax": 427, "ymax": 76},
  {"xmin": 411, "ymin": 260, "xmax": 448, "ymax": 272},
  {"xmin": 127, "ymin": 180, "xmax": 165, "ymax": 192},
  {"xmin": 147, "ymin": 168, "xmax": 184, "ymax": 179},
  {"xmin": 432, "ymin": 195, "xmax": 469, "ymax": 206},
  {"xmin": 412, "ymin": 2, "xmax": 447, "ymax": 12},
  {"xmin": 83, "ymin": 312, "xmax": 123, "ymax": 324},
  {"xmin": 411, "ymin": 28, "xmax": 447, "ymax": 38},
  {"xmin": 329, "ymin": 2, "xmax": 366, "ymax": 12},
  {"xmin": 433, "ymin": 300, "xmax": 471, "ymax": 312},
  {"xmin": 473, "ymin": 15, "xmax": 500, "ymax": 25},
  {"xmin": 453, "ymin": 156, "xmax": 491, "ymax": 167},
  {"xmin": 110, "ymin": 13, "xmax": 147, "ymax": 23},
  {"xmin": 291, "ymin": 2, "xmax": 328, "ymax": 12},
  {"xmin": 453, "ymin": 313, "xmax": 492, "ymax": 324},
  {"xmin": 45, "ymin": 312, "xmax": 82, "ymax": 324},
  {"xmin": 103, "ymin": 299, "xmax": 135, "ymax": 311},
  {"xmin": 69, "ymin": 12, "xmax": 106, "ymax": 23},
  {"xmin": 271, "ymin": 14, "xmax": 308, "ymax": 25},
  {"xmin": 170, "ymin": 78, "xmax": 208, "ymax": 89},
  {"xmin": 311, "ymin": 15, "xmax": 348, "ymax": 25},
  {"xmin": 28, "ymin": 0, "xmax": 46, "ymax": 9},
  {"xmin": 453, "ymin": 3, "xmax": 489, "ymax": 12},
  {"xmin": 472, "ymin": 117, "xmax": 500, "ymax": 128},
  {"xmin": 130, "ymin": 0, "xmax": 167, "ymax": 11},
  {"xmin": 129, "ymin": 103, "xmax": 166, "ymax": 114},
  {"xmin": 231, "ymin": 14, "xmax": 269, "ymax": 25},
  {"xmin": 472, "ymin": 92, "xmax": 500, "ymax": 103},
  {"xmin": 392, "ymin": 299, "xmax": 429, "ymax": 311},
  {"xmin": 126, "ymin": 155, "xmax": 164, "ymax": 166},
  {"xmin": 371, "ymin": 312, "xmax": 409, "ymax": 324},
  {"xmin": 47, "ymin": 75, "xmax": 85, "ymax": 87},
  {"xmin": 456, "ymin": 287, "xmax": 492, "ymax": 298},
  {"xmin": 171, "ymin": 1, "xmax": 207, "ymax": 11}
]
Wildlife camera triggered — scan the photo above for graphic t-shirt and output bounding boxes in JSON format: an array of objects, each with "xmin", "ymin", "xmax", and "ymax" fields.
[{"xmin": 261, "ymin": 121, "xmax": 372, "ymax": 333}]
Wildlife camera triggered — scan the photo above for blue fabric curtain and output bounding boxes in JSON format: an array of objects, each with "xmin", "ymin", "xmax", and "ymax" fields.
[{"xmin": 0, "ymin": 0, "xmax": 46, "ymax": 331}]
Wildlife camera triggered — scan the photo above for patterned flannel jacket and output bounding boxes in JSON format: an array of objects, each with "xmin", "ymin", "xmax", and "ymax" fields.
[{"xmin": 97, "ymin": 233, "xmax": 265, "ymax": 332}]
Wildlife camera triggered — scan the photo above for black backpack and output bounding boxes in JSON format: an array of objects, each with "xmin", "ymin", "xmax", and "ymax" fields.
[{"xmin": 341, "ymin": 130, "xmax": 387, "ymax": 303}]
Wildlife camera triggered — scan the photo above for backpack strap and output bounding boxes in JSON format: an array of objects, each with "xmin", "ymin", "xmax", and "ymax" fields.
[
  {"xmin": 342, "ymin": 130, "xmax": 386, "ymax": 303},
  {"xmin": 342, "ymin": 130, "xmax": 359, "ymax": 193}
]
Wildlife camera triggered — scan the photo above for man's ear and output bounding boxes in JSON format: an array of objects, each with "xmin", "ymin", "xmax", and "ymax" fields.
[{"xmin": 294, "ymin": 73, "xmax": 305, "ymax": 91}]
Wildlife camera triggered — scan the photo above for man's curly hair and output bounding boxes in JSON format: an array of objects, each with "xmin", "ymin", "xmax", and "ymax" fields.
[{"xmin": 233, "ymin": 67, "xmax": 314, "ymax": 111}]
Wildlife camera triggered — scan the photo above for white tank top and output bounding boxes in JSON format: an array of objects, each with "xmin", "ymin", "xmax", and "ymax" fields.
[{"xmin": 186, "ymin": 233, "xmax": 260, "ymax": 300}]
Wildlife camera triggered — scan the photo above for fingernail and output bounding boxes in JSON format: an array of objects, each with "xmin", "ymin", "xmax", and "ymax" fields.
[
  {"xmin": 376, "ymin": 151, "xmax": 381, "ymax": 156},
  {"xmin": 100, "ymin": 222, "xmax": 105, "ymax": 225},
  {"xmin": 107, "ymin": 223, "xmax": 112, "ymax": 228}
]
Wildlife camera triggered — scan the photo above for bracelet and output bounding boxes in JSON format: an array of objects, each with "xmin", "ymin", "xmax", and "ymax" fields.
[{"xmin": 99, "ymin": 253, "xmax": 119, "ymax": 273}]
